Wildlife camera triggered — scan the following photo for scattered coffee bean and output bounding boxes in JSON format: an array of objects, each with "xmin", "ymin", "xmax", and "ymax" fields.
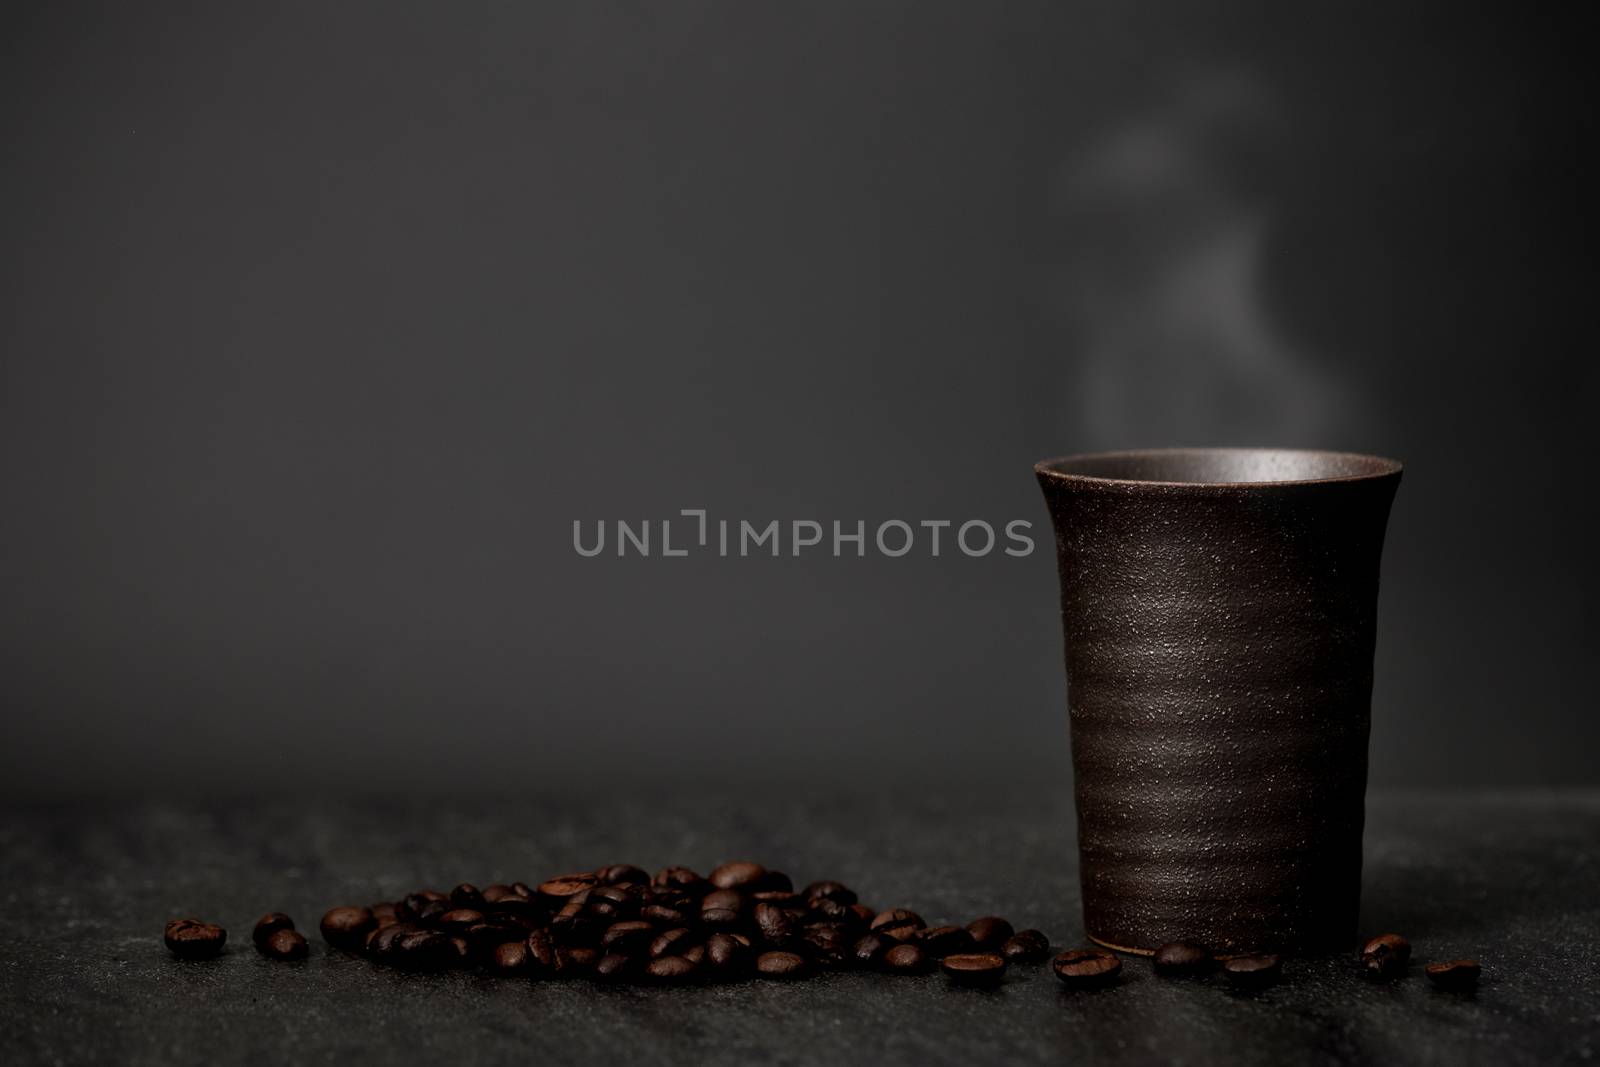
[
  {"xmin": 1425, "ymin": 959, "xmax": 1481, "ymax": 991},
  {"xmin": 320, "ymin": 906, "xmax": 375, "ymax": 950},
  {"xmin": 851, "ymin": 933, "xmax": 893, "ymax": 969},
  {"xmin": 597, "ymin": 864, "xmax": 649, "ymax": 886},
  {"xmin": 965, "ymin": 916, "xmax": 1014, "ymax": 949},
  {"xmin": 705, "ymin": 932, "xmax": 752, "ymax": 976},
  {"xmin": 392, "ymin": 928, "xmax": 451, "ymax": 971},
  {"xmin": 805, "ymin": 880, "xmax": 857, "ymax": 906},
  {"xmin": 1001, "ymin": 929, "xmax": 1051, "ymax": 963},
  {"xmin": 942, "ymin": 952, "xmax": 1007, "ymax": 988},
  {"xmin": 1222, "ymin": 954, "xmax": 1283, "ymax": 989},
  {"xmin": 253, "ymin": 913, "xmax": 295, "ymax": 949},
  {"xmin": 1153, "ymin": 941, "xmax": 1213, "ymax": 977},
  {"xmin": 649, "ymin": 928, "xmax": 696, "ymax": 959},
  {"xmin": 450, "ymin": 883, "xmax": 484, "ymax": 909},
  {"xmin": 260, "ymin": 928, "xmax": 308, "ymax": 961},
  {"xmin": 1361, "ymin": 934, "xmax": 1411, "ymax": 981},
  {"xmin": 601, "ymin": 921, "xmax": 654, "ymax": 954},
  {"xmin": 882, "ymin": 943, "xmax": 930, "ymax": 974},
  {"xmin": 537, "ymin": 874, "xmax": 597, "ymax": 902},
  {"xmin": 918, "ymin": 925, "xmax": 977, "ymax": 959},
  {"xmin": 592, "ymin": 953, "xmax": 633, "ymax": 981},
  {"xmin": 754, "ymin": 902, "xmax": 795, "ymax": 946},
  {"xmin": 646, "ymin": 955, "xmax": 699, "ymax": 983},
  {"xmin": 756, "ymin": 951, "xmax": 808, "ymax": 979},
  {"xmin": 870, "ymin": 908, "xmax": 925, "ymax": 940},
  {"xmin": 164, "ymin": 918, "xmax": 227, "ymax": 960},
  {"xmin": 1052, "ymin": 948, "xmax": 1122, "ymax": 989}
]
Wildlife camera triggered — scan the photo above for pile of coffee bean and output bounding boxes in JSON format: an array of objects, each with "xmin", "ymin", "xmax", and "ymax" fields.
[{"xmin": 161, "ymin": 861, "xmax": 1481, "ymax": 994}]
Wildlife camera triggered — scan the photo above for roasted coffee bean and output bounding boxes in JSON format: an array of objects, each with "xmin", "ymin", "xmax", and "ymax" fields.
[
  {"xmin": 641, "ymin": 904, "xmax": 690, "ymax": 928},
  {"xmin": 918, "ymin": 925, "xmax": 977, "ymax": 959},
  {"xmin": 486, "ymin": 894, "xmax": 541, "ymax": 922},
  {"xmin": 871, "ymin": 909, "xmax": 925, "ymax": 941},
  {"xmin": 526, "ymin": 929, "xmax": 563, "ymax": 976},
  {"xmin": 320, "ymin": 906, "xmax": 376, "ymax": 950},
  {"xmin": 481, "ymin": 884, "xmax": 516, "ymax": 904},
  {"xmin": 1153, "ymin": 941, "xmax": 1213, "ymax": 977},
  {"xmin": 490, "ymin": 941, "xmax": 529, "ymax": 975},
  {"xmin": 750, "ymin": 890, "xmax": 801, "ymax": 908},
  {"xmin": 709, "ymin": 861, "xmax": 768, "ymax": 890},
  {"xmin": 601, "ymin": 920, "xmax": 655, "ymax": 954},
  {"xmin": 753, "ymin": 902, "xmax": 795, "ymax": 946},
  {"xmin": 549, "ymin": 909, "xmax": 601, "ymax": 947},
  {"xmin": 466, "ymin": 922, "xmax": 526, "ymax": 955},
  {"xmin": 1052, "ymin": 948, "xmax": 1122, "ymax": 989},
  {"xmin": 164, "ymin": 918, "xmax": 226, "ymax": 960},
  {"xmin": 700, "ymin": 888, "xmax": 744, "ymax": 927},
  {"xmin": 1361, "ymin": 933, "xmax": 1412, "ymax": 981},
  {"xmin": 807, "ymin": 897, "xmax": 854, "ymax": 922},
  {"xmin": 802, "ymin": 925, "xmax": 851, "ymax": 969},
  {"xmin": 1222, "ymin": 954, "xmax": 1283, "ymax": 989},
  {"xmin": 646, "ymin": 955, "xmax": 699, "ymax": 983},
  {"xmin": 400, "ymin": 891, "xmax": 443, "ymax": 917},
  {"xmin": 366, "ymin": 922, "xmax": 412, "ymax": 959},
  {"xmin": 756, "ymin": 870, "xmax": 794, "ymax": 893},
  {"xmin": 371, "ymin": 901, "xmax": 400, "ymax": 925},
  {"xmin": 683, "ymin": 943, "xmax": 706, "ymax": 965},
  {"xmin": 438, "ymin": 908, "xmax": 484, "ymax": 933},
  {"xmin": 848, "ymin": 903, "xmax": 876, "ymax": 925},
  {"xmin": 447, "ymin": 936, "xmax": 472, "ymax": 964},
  {"xmin": 586, "ymin": 885, "xmax": 640, "ymax": 920},
  {"xmin": 850, "ymin": 933, "xmax": 893, "ymax": 969},
  {"xmin": 597, "ymin": 864, "xmax": 649, "ymax": 886},
  {"xmin": 450, "ymin": 883, "xmax": 484, "ymax": 909},
  {"xmin": 253, "ymin": 913, "xmax": 295, "ymax": 949},
  {"xmin": 260, "ymin": 928, "xmax": 308, "ymax": 961},
  {"xmin": 565, "ymin": 945, "xmax": 600, "ymax": 973},
  {"xmin": 537, "ymin": 874, "xmax": 598, "ymax": 902},
  {"xmin": 804, "ymin": 881, "xmax": 857, "ymax": 906},
  {"xmin": 943, "ymin": 953, "xmax": 1007, "ymax": 988},
  {"xmin": 756, "ymin": 950, "xmax": 808, "ymax": 979},
  {"xmin": 705, "ymin": 932, "xmax": 752, "ymax": 977},
  {"xmin": 649, "ymin": 928, "xmax": 697, "ymax": 959},
  {"xmin": 393, "ymin": 929, "xmax": 452, "ymax": 971},
  {"xmin": 1000, "ymin": 929, "xmax": 1050, "ymax": 963},
  {"xmin": 592, "ymin": 953, "xmax": 634, "ymax": 981},
  {"xmin": 652, "ymin": 867, "xmax": 708, "ymax": 893},
  {"xmin": 882, "ymin": 943, "xmax": 930, "ymax": 974},
  {"xmin": 414, "ymin": 899, "xmax": 450, "ymax": 926},
  {"xmin": 965, "ymin": 917, "xmax": 1014, "ymax": 949},
  {"xmin": 1425, "ymin": 959, "xmax": 1481, "ymax": 991}
]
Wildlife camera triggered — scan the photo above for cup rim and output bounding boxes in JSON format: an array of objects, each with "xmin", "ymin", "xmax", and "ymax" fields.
[{"xmin": 1034, "ymin": 447, "xmax": 1403, "ymax": 489}]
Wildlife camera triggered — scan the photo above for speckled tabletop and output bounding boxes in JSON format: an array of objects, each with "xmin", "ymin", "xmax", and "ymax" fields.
[{"xmin": 2, "ymin": 789, "xmax": 1596, "ymax": 1065}]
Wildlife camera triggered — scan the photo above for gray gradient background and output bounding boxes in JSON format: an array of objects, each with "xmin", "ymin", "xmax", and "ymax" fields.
[{"xmin": 1, "ymin": 1, "xmax": 1590, "ymax": 796}]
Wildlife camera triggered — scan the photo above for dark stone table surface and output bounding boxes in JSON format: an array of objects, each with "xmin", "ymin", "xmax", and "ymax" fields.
[{"xmin": 2, "ymin": 789, "xmax": 1596, "ymax": 1065}]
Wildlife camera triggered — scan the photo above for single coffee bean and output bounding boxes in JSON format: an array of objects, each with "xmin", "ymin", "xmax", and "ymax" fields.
[
  {"xmin": 372, "ymin": 902, "xmax": 400, "ymax": 923},
  {"xmin": 447, "ymin": 936, "xmax": 472, "ymax": 964},
  {"xmin": 450, "ymin": 883, "xmax": 484, "ymax": 909},
  {"xmin": 1000, "ymin": 929, "xmax": 1051, "ymax": 963},
  {"xmin": 682, "ymin": 943, "xmax": 706, "ymax": 965},
  {"xmin": 871, "ymin": 909, "xmax": 925, "ymax": 941},
  {"xmin": 537, "ymin": 874, "xmax": 598, "ymax": 902},
  {"xmin": 755, "ymin": 869, "xmax": 794, "ymax": 893},
  {"xmin": 586, "ymin": 885, "xmax": 639, "ymax": 920},
  {"xmin": 487, "ymin": 894, "xmax": 541, "ymax": 922},
  {"xmin": 1052, "ymin": 948, "xmax": 1122, "ymax": 989},
  {"xmin": 705, "ymin": 932, "xmax": 752, "ymax": 977},
  {"xmin": 652, "ymin": 867, "xmax": 708, "ymax": 894},
  {"xmin": 808, "ymin": 897, "xmax": 855, "ymax": 922},
  {"xmin": 366, "ymin": 922, "xmax": 412, "ymax": 959},
  {"xmin": 1361, "ymin": 933, "xmax": 1412, "ymax": 981},
  {"xmin": 592, "ymin": 953, "xmax": 634, "ymax": 981},
  {"xmin": 481, "ymin": 884, "xmax": 516, "ymax": 904},
  {"xmin": 601, "ymin": 920, "xmax": 655, "ymax": 954},
  {"xmin": 754, "ymin": 902, "xmax": 795, "ymax": 946},
  {"xmin": 646, "ymin": 955, "xmax": 699, "ymax": 983},
  {"xmin": 802, "ymin": 926, "xmax": 851, "ymax": 969},
  {"xmin": 848, "ymin": 903, "xmax": 876, "ymax": 925},
  {"xmin": 942, "ymin": 953, "xmax": 1008, "ymax": 988},
  {"xmin": 164, "ymin": 918, "xmax": 227, "ymax": 960},
  {"xmin": 965, "ymin": 916, "xmax": 1014, "ymax": 949},
  {"xmin": 1222, "ymin": 954, "xmax": 1283, "ymax": 989},
  {"xmin": 413, "ymin": 900, "xmax": 450, "ymax": 926},
  {"xmin": 850, "ymin": 933, "xmax": 892, "ymax": 969},
  {"xmin": 1425, "ymin": 959, "xmax": 1481, "ymax": 991},
  {"xmin": 649, "ymin": 928, "xmax": 697, "ymax": 959},
  {"xmin": 700, "ymin": 888, "xmax": 744, "ymax": 927},
  {"xmin": 465, "ymin": 922, "xmax": 526, "ymax": 956},
  {"xmin": 260, "ymin": 928, "xmax": 308, "ymax": 961},
  {"xmin": 1153, "ymin": 941, "xmax": 1213, "ymax": 977},
  {"xmin": 709, "ymin": 861, "xmax": 768, "ymax": 890},
  {"xmin": 319, "ymin": 906, "xmax": 375, "ymax": 950},
  {"xmin": 253, "ymin": 913, "xmax": 295, "ymax": 949},
  {"xmin": 918, "ymin": 925, "xmax": 977, "ymax": 959},
  {"xmin": 641, "ymin": 904, "xmax": 690, "ymax": 928},
  {"xmin": 804, "ymin": 881, "xmax": 857, "ymax": 906},
  {"xmin": 526, "ymin": 929, "xmax": 564, "ymax": 977},
  {"xmin": 490, "ymin": 941, "xmax": 529, "ymax": 975},
  {"xmin": 596, "ymin": 864, "xmax": 650, "ymax": 886},
  {"xmin": 750, "ymin": 890, "xmax": 801, "ymax": 908},
  {"xmin": 755, "ymin": 950, "xmax": 808, "ymax": 979},
  {"xmin": 882, "ymin": 943, "xmax": 930, "ymax": 974},
  {"xmin": 438, "ymin": 908, "xmax": 485, "ymax": 933},
  {"xmin": 393, "ymin": 929, "xmax": 452, "ymax": 971}
]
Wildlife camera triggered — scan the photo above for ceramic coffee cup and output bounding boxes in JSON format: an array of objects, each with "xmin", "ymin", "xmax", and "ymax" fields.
[{"xmin": 1035, "ymin": 448, "xmax": 1402, "ymax": 955}]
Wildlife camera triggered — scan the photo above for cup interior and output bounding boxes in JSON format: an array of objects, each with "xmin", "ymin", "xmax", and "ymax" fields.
[{"xmin": 1036, "ymin": 448, "xmax": 1401, "ymax": 487}]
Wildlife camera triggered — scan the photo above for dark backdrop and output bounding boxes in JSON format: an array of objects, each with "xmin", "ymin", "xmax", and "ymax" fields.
[{"xmin": 2, "ymin": 1, "xmax": 1590, "ymax": 796}]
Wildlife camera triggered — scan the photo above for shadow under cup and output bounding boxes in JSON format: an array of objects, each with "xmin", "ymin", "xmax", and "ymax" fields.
[{"xmin": 1035, "ymin": 448, "xmax": 1403, "ymax": 956}]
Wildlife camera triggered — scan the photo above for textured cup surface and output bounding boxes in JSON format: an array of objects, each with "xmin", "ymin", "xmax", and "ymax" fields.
[{"xmin": 1036, "ymin": 448, "xmax": 1402, "ymax": 955}]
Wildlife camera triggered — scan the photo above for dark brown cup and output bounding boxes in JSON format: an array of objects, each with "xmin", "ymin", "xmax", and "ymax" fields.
[{"xmin": 1035, "ymin": 449, "xmax": 1402, "ymax": 955}]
